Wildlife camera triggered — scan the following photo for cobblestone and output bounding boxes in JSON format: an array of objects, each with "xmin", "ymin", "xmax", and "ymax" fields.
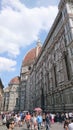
[{"xmin": 0, "ymin": 123, "xmax": 63, "ymax": 130}]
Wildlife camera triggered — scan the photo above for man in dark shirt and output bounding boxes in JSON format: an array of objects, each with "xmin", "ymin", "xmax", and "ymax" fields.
[{"xmin": 45, "ymin": 114, "xmax": 51, "ymax": 130}]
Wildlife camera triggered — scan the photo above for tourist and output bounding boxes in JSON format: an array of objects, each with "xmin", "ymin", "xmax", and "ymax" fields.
[
  {"xmin": 68, "ymin": 119, "xmax": 73, "ymax": 130},
  {"xmin": 6, "ymin": 118, "xmax": 15, "ymax": 130},
  {"xmin": 37, "ymin": 113, "xmax": 42, "ymax": 130},
  {"xmin": 45, "ymin": 113, "xmax": 51, "ymax": 130},
  {"xmin": 64, "ymin": 119, "xmax": 69, "ymax": 130}
]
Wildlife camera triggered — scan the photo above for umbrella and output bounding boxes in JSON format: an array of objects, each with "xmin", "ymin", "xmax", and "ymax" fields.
[{"xmin": 34, "ymin": 107, "xmax": 42, "ymax": 112}]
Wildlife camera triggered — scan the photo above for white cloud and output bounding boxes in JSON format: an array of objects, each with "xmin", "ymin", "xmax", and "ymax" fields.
[
  {"xmin": 0, "ymin": 0, "xmax": 58, "ymax": 57},
  {"xmin": 0, "ymin": 57, "xmax": 17, "ymax": 72}
]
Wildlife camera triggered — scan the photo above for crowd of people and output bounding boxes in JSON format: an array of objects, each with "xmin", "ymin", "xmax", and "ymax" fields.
[{"xmin": 0, "ymin": 111, "xmax": 73, "ymax": 130}]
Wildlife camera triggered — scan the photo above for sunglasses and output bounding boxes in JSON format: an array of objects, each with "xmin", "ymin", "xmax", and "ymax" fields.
[{"xmin": 10, "ymin": 122, "xmax": 15, "ymax": 125}]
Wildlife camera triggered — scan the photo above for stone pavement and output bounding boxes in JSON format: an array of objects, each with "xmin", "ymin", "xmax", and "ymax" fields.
[
  {"xmin": 0, "ymin": 123, "xmax": 64, "ymax": 130},
  {"xmin": 50, "ymin": 123, "xmax": 63, "ymax": 130}
]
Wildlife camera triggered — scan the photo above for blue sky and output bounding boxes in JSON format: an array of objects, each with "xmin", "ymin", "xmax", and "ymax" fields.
[{"xmin": 0, "ymin": 0, "xmax": 59, "ymax": 87}]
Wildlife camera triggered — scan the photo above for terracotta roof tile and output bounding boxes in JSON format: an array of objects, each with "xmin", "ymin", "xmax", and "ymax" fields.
[
  {"xmin": 9, "ymin": 76, "xmax": 20, "ymax": 84},
  {"xmin": 22, "ymin": 47, "xmax": 41, "ymax": 66}
]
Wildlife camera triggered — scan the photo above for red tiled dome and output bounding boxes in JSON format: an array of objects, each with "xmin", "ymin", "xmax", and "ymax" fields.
[
  {"xmin": 22, "ymin": 47, "xmax": 41, "ymax": 66},
  {"xmin": 23, "ymin": 48, "xmax": 36, "ymax": 66},
  {"xmin": 9, "ymin": 76, "xmax": 20, "ymax": 84}
]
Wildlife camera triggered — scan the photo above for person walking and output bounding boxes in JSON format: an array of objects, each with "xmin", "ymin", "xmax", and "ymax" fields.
[
  {"xmin": 68, "ymin": 119, "xmax": 73, "ymax": 130},
  {"xmin": 6, "ymin": 118, "xmax": 15, "ymax": 130},
  {"xmin": 45, "ymin": 113, "xmax": 51, "ymax": 130},
  {"xmin": 31, "ymin": 113, "xmax": 38, "ymax": 130},
  {"xmin": 37, "ymin": 113, "xmax": 42, "ymax": 130},
  {"xmin": 64, "ymin": 119, "xmax": 69, "ymax": 130},
  {"xmin": 25, "ymin": 112, "xmax": 31, "ymax": 129}
]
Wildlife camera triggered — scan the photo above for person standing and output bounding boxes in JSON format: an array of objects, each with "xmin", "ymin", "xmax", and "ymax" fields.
[{"xmin": 6, "ymin": 118, "xmax": 15, "ymax": 130}]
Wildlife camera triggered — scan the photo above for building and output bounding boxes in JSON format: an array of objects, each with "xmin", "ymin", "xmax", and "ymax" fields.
[
  {"xmin": 3, "ymin": 76, "xmax": 20, "ymax": 111},
  {"xmin": 0, "ymin": 79, "xmax": 4, "ymax": 111},
  {"xmin": 19, "ymin": 40, "xmax": 42, "ymax": 111},
  {"xmin": 26, "ymin": 0, "xmax": 73, "ymax": 112},
  {"xmin": 2, "ymin": 0, "xmax": 73, "ymax": 112}
]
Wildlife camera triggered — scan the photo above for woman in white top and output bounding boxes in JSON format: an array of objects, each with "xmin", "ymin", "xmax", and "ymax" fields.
[{"xmin": 68, "ymin": 119, "xmax": 73, "ymax": 130}]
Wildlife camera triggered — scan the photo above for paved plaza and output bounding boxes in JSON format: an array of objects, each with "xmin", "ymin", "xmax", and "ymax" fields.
[{"xmin": 0, "ymin": 123, "xmax": 64, "ymax": 130}]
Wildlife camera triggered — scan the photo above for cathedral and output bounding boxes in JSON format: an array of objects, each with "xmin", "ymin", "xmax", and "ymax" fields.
[
  {"xmin": 2, "ymin": 41, "xmax": 42, "ymax": 111},
  {"xmin": 2, "ymin": 0, "xmax": 73, "ymax": 112}
]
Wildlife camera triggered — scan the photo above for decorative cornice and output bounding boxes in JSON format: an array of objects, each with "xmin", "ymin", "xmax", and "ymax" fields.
[
  {"xmin": 46, "ymin": 80, "xmax": 73, "ymax": 96},
  {"xmin": 58, "ymin": 0, "xmax": 73, "ymax": 11}
]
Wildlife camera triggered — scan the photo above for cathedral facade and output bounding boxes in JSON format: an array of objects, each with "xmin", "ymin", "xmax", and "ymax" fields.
[
  {"xmin": 2, "ymin": 0, "xmax": 73, "ymax": 112},
  {"xmin": 28, "ymin": 0, "xmax": 73, "ymax": 112},
  {"xmin": 0, "ymin": 79, "xmax": 4, "ymax": 112}
]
